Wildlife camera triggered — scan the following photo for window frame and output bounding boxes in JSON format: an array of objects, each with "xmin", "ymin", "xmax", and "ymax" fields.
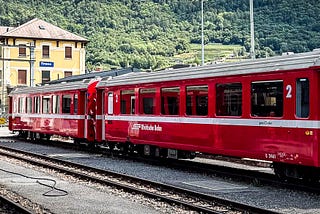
[
  {"xmin": 18, "ymin": 69, "xmax": 27, "ymax": 85},
  {"xmin": 296, "ymin": 78, "xmax": 309, "ymax": 118},
  {"xmin": 42, "ymin": 45, "xmax": 50, "ymax": 58},
  {"xmin": 65, "ymin": 46, "xmax": 72, "ymax": 59},
  {"xmin": 251, "ymin": 80, "xmax": 283, "ymax": 118},
  {"xmin": 18, "ymin": 44, "xmax": 26, "ymax": 57},
  {"xmin": 161, "ymin": 86, "xmax": 180, "ymax": 115}
]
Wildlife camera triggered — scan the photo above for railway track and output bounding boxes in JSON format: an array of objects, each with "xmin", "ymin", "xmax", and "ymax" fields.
[
  {"xmin": 0, "ymin": 144, "xmax": 279, "ymax": 214},
  {"xmin": 2, "ymin": 136, "xmax": 320, "ymax": 194},
  {"xmin": 0, "ymin": 194, "xmax": 33, "ymax": 214}
]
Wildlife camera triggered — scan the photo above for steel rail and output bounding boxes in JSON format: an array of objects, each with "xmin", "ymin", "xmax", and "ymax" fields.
[
  {"xmin": 0, "ymin": 194, "xmax": 34, "ymax": 214},
  {"xmin": 0, "ymin": 144, "xmax": 279, "ymax": 214}
]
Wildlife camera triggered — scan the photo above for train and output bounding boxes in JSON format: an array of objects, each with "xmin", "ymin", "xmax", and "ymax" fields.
[{"xmin": 8, "ymin": 49, "xmax": 320, "ymax": 181}]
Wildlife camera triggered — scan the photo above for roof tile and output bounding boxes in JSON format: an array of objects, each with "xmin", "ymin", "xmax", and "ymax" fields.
[{"xmin": 1, "ymin": 18, "xmax": 87, "ymax": 42}]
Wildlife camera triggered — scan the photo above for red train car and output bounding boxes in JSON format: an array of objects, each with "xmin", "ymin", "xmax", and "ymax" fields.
[
  {"xmin": 96, "ymin": 50, "xmax": 320, "ymax": 179},
  {"xmin": 9, "ymin": 79, "xmax": 99, "ymax": 142}
]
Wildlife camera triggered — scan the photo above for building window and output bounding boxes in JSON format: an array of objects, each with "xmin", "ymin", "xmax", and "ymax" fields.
[
  {"xmin": 65, "ymin": 46, "xmax": 72, "ymax": 59},
  {"xmin": 251, "ymin": 81, "xmax": 283, "ymax": 117},
  {"xmin": 18, "ymin": 70, "xmax": 27, "ymax": 85},
  {"xmin": 216, "ymin": 83, "xmax": 242, "ymax": 116},
  {"xmin": 42, "ymin": 45, "xmax": 49, "ymax": 58},
  {"xmin": 296, "ymin": 78, "xmax": 309, "ymax": 118},
  {"xmin": 64, "ymin": 71, "xmax": 72, "ymax": 78},
  {"xmin": 19, "ymin": 45, "xmax": 26, "ymax": 57},
  {"xmin": 42, "ymin": 70, "xmax": 50, "ymax": 84}
]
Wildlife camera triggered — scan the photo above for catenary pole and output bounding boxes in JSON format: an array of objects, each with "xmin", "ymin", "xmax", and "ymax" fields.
[
  {"xmin": 250, "ymin": 0, "xmax": 255, "ymax": 59},
  {"xmin": 201, "ymin": 0, "xmax": 204, "ymax": 65}
]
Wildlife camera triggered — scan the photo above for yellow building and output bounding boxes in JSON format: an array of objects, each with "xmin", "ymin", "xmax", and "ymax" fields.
[{"xmin": 0, "ymin": 18, "xmax": 88, "ymax": 113}]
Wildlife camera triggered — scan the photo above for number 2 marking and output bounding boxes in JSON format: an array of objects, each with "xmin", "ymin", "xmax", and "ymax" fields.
[{"xmin": 286, "ymin": 85, "xmax": 292, "ymax": 98}]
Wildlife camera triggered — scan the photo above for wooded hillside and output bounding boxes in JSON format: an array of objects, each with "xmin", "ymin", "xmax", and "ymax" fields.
[{"xmin": 0, "ymin": 0, "xmax": 319, "ymax": 70}]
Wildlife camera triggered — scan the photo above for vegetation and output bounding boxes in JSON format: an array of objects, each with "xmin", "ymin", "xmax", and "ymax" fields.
[{"xmin": 0, "ymin": 0, "xmax": 319, "ymax": 70}]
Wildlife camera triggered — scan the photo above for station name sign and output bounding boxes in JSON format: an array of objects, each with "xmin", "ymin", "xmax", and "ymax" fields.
[{"xmin": 39, "ymin": 61, "xmax": 54, "ymax": 67}]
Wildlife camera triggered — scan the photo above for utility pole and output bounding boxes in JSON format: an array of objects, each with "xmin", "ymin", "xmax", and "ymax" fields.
[
  {"xmin": 1, "ymin": 43, "xmax": 4, "ymax": 113},
  {"xmin": 29, "ymin": 44, "xmax": 35, "ymax": 87},
  {"xmin": 250, "ymin": 0, "xmax": 255, "ymax": 59},
  {"xmin": 201, "ymin": 0, "xmax": 204, "ymax": 65}
]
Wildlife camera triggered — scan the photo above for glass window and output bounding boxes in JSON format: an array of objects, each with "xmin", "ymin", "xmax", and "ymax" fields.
[
  {"xmin": 42, "ymin": 96, "xmax": 51, "ymax": 113},
  {"xmin": 140, "ymin": 88, "xmax": 156, "ymax": 114},
  {"xmin": 53, "ymin": 95, "xmax": 60, "ymax": 114},
  {"xmin": 65, "ymin": 46, "xmax": 72, "ymax": 59},
  {"xmin": 18, "ymin": 70, "xmax": 27, "ymax": 85},
  {"xmin": 161, "ymin": 87, "xmax": 180, "ymax": 115},
  {"xmin": 62, "ymin": 95, "xmax": 72, "ymax": 114},
  {"xmin": 296, "ymin": 78, "xmax": 309, "ymax": 118},
  {"xmin": 42, "ymin": 70, "xmax": 50, "ymax": 84},
  {"xmin": 186, "ymin": 85, "xmax": 208, "ymax": 116},
  {"xmin": 251, "ymin": 81, "xmax": 283, "ymax": 117},
  {"xmin": 108, "ymin": 92, "xmax": 114, "ymax": 115},
  {"xmin": 18, "ymin": 97, "xmax": 25, "ymax": 113},
  {"xmin": 19, "ymin": 45, "xmax": 26, "ymax": 57},
  {"xmin": 216, "ymin": 83, "xmax": 242, "ymax": 116},
  {"xmin": 42, "ymin": 45, "xmax": 49, "ymax": 58},
  {"xmin": 64, "ymin": 71, "xmax": 72, "ymax": 78},
  {"xmin": 34, "ymin": 97, "xmax": 40, "ymax": 113},
  {"xmin": 26, "ymin": 97, "xmax": 32, "ymax": 113},
  {"xmin": 120, "ymin": 89, "xmax": 135, "ymax": 114},
  {"xmin": 74, "ymin": 94, "xmax": 78, "ymax": 114}
]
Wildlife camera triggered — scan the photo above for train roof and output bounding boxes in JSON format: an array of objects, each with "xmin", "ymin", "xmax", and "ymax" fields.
[
  {"xmin": 96, "ymin": 49, "xmax": 320, "ymax": 88},
  {"xmin": 46, "ymin": 67, "xmax": 140, "ymax": 85},
  {"xmin": 9, "ymin": 79, "xmax": 91, "ymax": 96}
]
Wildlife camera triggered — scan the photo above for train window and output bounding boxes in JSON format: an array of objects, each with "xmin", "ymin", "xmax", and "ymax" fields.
[
  {"xmin": 26, "ymin": 97, "xmax": 32, "ymax": 113},
  {"xmin": 108, "ymin": 92, "xmax": 113, "ymax": 115},
  {"xmin": 161, "ymin": 87, "xmax": 180, "ymax": 115},
  {"xmin": 18, "ymin": 97, "xmax": 25, "ymax": 113},
  {"xmin": 74, "ymin": 94, "xmax": 78, "ymax": 114},
  {"xmin": 53, "ymin": 95, "xmax": 60, "ymax": 114},
  {"xmin": 42, "ymin": 96, "xmax": 51, "ymax": 114},
  {"xmin": 140, "ymin": 88, "xmax": 156, "ymax": 115},
  {"xmin": 296, "ymin": 78, "xmax": 309, "ymax": 118},
  {"xmin": 251, "ymin": 81, "xmax": 283, "ymax": 117},
  {"xmin": 34, "ymin": 96, "xmax": 40, "ymax": 113},
  {"xmin": 186, "ymin": 85, "xmax": 208, "ymax": 116},
  {"xmin": 216, "ymin": 83, "xmax": 242, "ymax": 116},
  {"xmin": 13, "ymin": 98, "xmax": 17, "ymax": 113},
  {"xmin": 62, "ymin": 95, "xmax": 72, "ymax": 114},
  {"xmin": 120, "ymin": 89, "xmax": 134, "ymax": 114}
]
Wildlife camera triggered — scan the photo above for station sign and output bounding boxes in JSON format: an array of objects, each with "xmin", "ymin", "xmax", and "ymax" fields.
[{"xmin": 39, "ymin": 61, "xmax": 54, "ymax": 67}]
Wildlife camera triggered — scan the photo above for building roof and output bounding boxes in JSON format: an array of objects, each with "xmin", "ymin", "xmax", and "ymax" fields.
[
  {"xmin": 0, "ymin": 18, "xmax": 87, "ymax": 42},
  {"xmin": 0, "ymin": 26, "xmax": 14, "ymax": 35}
]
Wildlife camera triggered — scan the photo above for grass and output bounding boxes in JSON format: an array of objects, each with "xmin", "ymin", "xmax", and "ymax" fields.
[{"xmin": 173, "ymin": 43, "xmax": 246, "ymax": 65}]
